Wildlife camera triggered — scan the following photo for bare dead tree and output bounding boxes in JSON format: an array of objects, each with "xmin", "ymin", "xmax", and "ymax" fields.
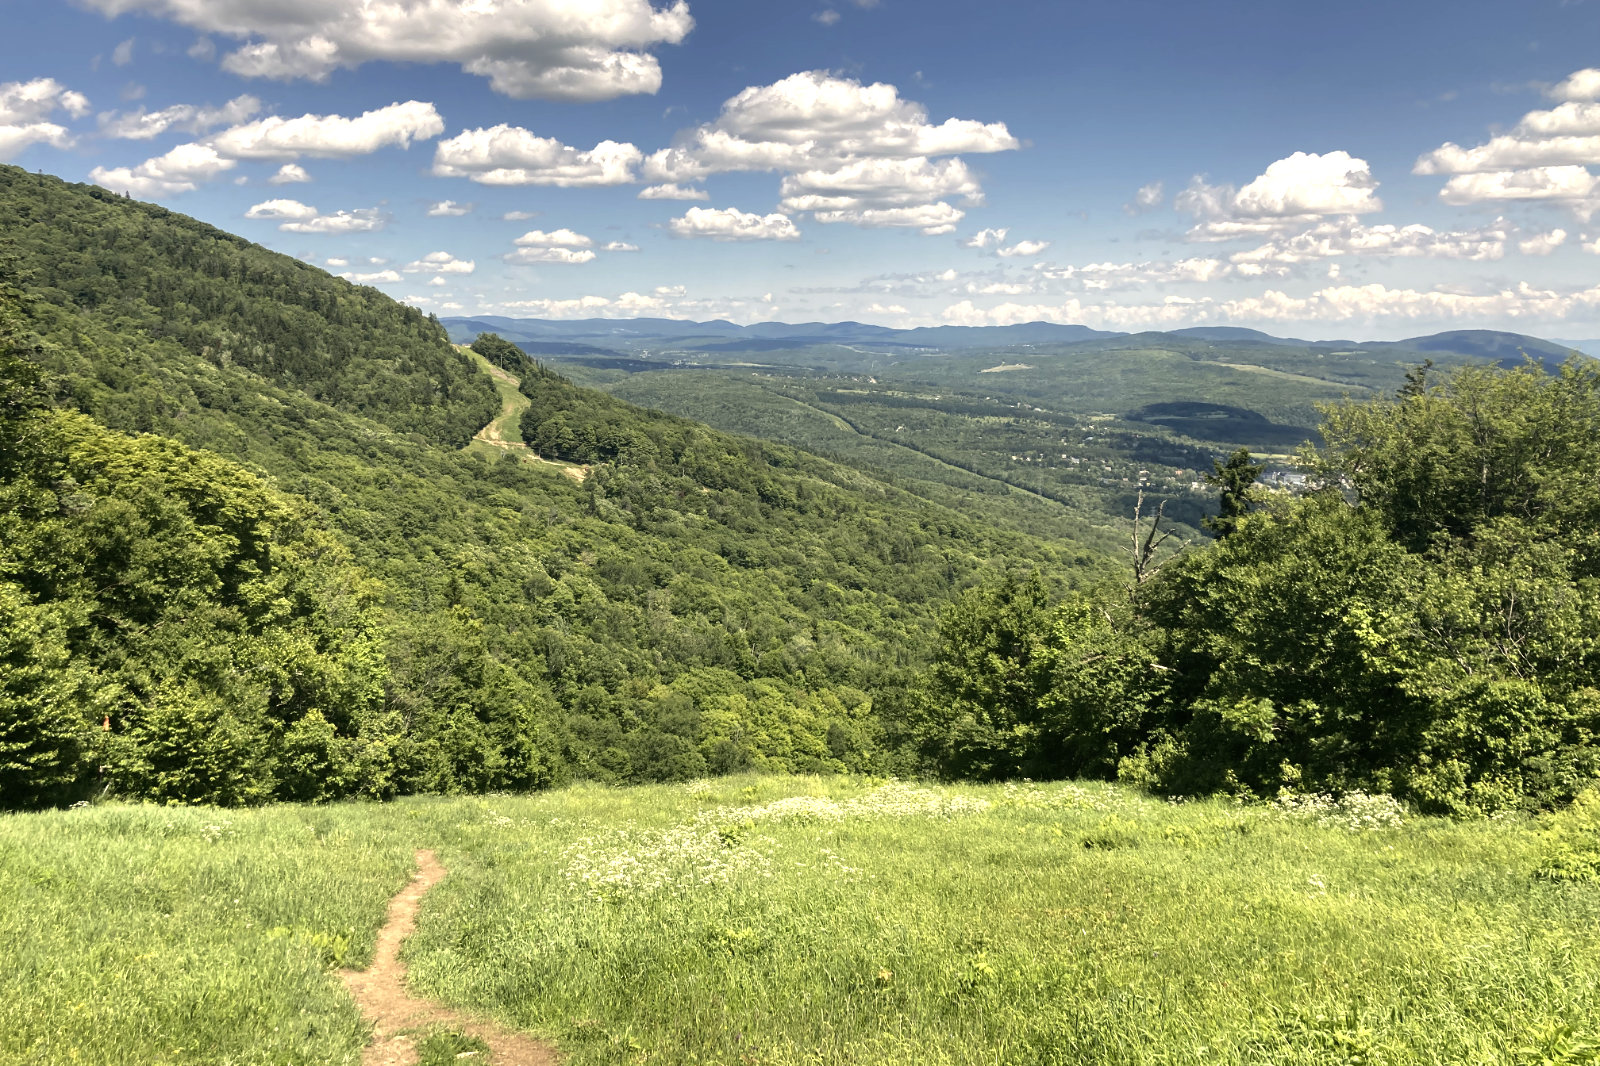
[{"xmin": 1129, "ymin": 490, "xmax": 1185, "ymax": 586}]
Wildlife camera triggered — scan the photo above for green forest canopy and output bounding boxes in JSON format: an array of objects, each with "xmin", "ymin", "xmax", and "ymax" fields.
[{"xmin": 0, "ymin": 166, "xmax": 1102, "ymax": 808}]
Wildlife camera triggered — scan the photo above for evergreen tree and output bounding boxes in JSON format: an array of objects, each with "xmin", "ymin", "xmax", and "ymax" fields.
[{"xmin": 1201, "ymin": 447, "xmax": 1262, "ymax": 538}]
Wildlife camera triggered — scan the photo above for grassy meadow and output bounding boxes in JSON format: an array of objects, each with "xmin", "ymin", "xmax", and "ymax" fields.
[{"xmin": 3, "ymin": 776, "xmax": 1598, "ymax": 1065}]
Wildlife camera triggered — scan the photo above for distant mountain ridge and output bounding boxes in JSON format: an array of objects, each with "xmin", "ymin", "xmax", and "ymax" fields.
[
  {"xmin": 444, "ymin": 315, "xmax": 1590, "ymax": 361},
  {"xmin": 1555, "ymin": 339, "xmax": 1600, "ymax": 358},
  {"xmin": 444, "ymin": 316, "xmax": 1121, "ymax": 349},
  {"xmin": 1165, "ymin": 327, "xmax": 1315, "ymax": 346},
  {"xmin": 1398, "ymin": 330, "xmax": 1580, "ymax": 368}
]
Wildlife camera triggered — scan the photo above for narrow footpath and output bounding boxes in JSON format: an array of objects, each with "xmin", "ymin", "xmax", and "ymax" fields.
[
  {"xmin": 340, "ymin": 850, "xmax": 557, "ymax": 1066},
  {"xmin": 460, "ymin": 348, "xmax": 587, "ymax": 482}
]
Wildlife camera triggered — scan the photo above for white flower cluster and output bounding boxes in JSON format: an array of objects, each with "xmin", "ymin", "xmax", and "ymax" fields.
[
  {"xmin": 1270, "ymin": 790, "xmax": 1405, "ymax": 831},
  {"xmin": 561, "ymin": 823, "xmax": 773, "ymax": 901},
  {"xmin": 798, "ymin": 847, "xmax": 862, "ymax": 878},
  {"xmin": 702, "ymin": 782, "xmax": 993, "ymax": 826},
  {"xmin": 560, "ymin": 783, "xmax": 991, "ymax": 901},
  {"xmin": 995, "ymin": 781, "xmax": 1117, "ymax": 813}
]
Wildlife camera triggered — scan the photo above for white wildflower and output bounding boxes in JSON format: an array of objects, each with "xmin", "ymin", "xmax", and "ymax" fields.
[
  {"xmin": 561, "ymin": 823, "xmax": 772, "ymax": 901},
  {"xmin": 1271, "ymin": 790, "xmax": 1405, "ymax": 831}
]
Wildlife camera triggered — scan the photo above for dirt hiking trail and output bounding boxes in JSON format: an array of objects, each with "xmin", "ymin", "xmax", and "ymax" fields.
[
  {"xmin": 340, "ymin": 850, "xmax": 558, "ymax": 1066},
  {"xmin": 470, "ymin": 360, "xmax": 531, "ymax": 447},
  {"xmin": 459, "ymin": 347, "xmax": 587, "ymax": 482}
]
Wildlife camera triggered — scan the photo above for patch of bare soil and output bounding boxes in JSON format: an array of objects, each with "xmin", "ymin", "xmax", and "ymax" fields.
[{"xmin": 340, "ymin": 850, "xmax": 558, "ymax": 1066}]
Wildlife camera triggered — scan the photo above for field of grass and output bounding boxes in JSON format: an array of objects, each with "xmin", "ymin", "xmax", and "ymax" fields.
[{"xmin": 3, "ymin": 776, "xmax": 1598, "ymax": 1065}]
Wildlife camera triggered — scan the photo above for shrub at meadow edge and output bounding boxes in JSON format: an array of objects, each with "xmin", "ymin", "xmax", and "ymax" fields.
[{"xmin": 909, "ymin": 358, "xmax": 1600, "ymax": 814}]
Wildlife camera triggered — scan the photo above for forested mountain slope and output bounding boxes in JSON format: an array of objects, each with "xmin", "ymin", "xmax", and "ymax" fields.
[
  {"xmin": 2, "ymin": 167, "xmax": 497, "ymax": 447},
  {"xmin": 0, "ymin": 166, "xmax": 1106, "ymax": 807}
]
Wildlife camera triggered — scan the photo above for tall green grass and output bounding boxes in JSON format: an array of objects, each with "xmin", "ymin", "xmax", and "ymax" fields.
[
  {"xmin": 0, "ymin": 804, "xmax": 417, "ymax": 1065},
  {"xmin": 3, "ymin": 778, "xmax": 1597, "ymax": 1065}
]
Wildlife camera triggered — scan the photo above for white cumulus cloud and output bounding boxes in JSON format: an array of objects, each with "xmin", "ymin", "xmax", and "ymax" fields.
[
  {"xmin": 1416, "ymin": 129, "xmax": 1600, "ymax": 175},
  {"xmin": 1217, "ymin": 281, "xmax": 1600, "ymax": 326},
  {"xmin": 506, "ymin": 228, "xmax": 596, "ymax": 264},
  {"xmin": 245, "ymin": 198, "xmax": 385, "ymax": 233},
  {"xmin": 964, "ymin": 228, "xmax": 1008, "ymax": 250},
  {"xmin": 340, "ymin": 269, "xmax": 402, "ymax": 284},
  {"xmin": 1035, "ymin": 257, "xmax": 1231, "ymax": 291},
  {"xmin": 0, "ymin": 78, "xmax": 90, "ymax": 160},
  {"xmin": 641, "ymin": 71, "xmax": 1017, "ymax": 234},
  {"xmin": 1520, "ymin": 228, "xmax": 1569, "ymax": 256},
  {"xmin": 964, "ymin": 227, "xmax": 1050, "ymax": 257},
  {"xmin": 1415, "ymin": 71, "xmax": 1600, "ymax": 216},
  {"xmin": 999, "ymin": 240, "xmax": 1050, "ymax": 258},
  {"xmin": 780, "ymin": 156, "xmax": 983, "ymax": 210},
  {"xmin": 426, "ymin": 199, "xmax": 473, "ymax": 216},
  {"xmin": 91, "ymin": 142, "xmax": 234, "ymax": 196},
  {"xmin": 403, "ymin": 251, "xmax": 474, "ymax": 274},
  {"xmin": 285, "ymin": 208, "xmax": 386, "ymax": 233},
  {"xmin": 1230, "ymin": 219, "xmax": 1510, "ymax": 269},
  {"xmin": 98, "ymin": 94, "xmax": 260, "ymax": 139},
  {"xmin": 1231, "ymin": 151, "xmax": 1382, "ymax": 216},
  {"xmin": 245, "ymin": 197, "xmax": 318, "ymax": 220},
  {"xmin": 1550, "ymin": 68, "xmax": 1600, "ymax": 103},
  {"xmin": 504, "ymin": 247, "xmax": 600, "ymax": 265},
  {"xmin": 0, "ymin": 78, "xmax": 90, "ymax": 125},
  {"xmin": 76, "ymin": 0, "xmax": 694, "ymax": 101},
  {"xmin": 432, "ymin": 125, "xmax": 641, "ymax": 186},
  {"xmin": 668, "ymin": 206, "xmax": 801, "ymax": 241},
  {"xmin": 492, "ymin": 287, "xmax": 780, "ymax": 323},
  {"xmin": 638, "ymin": 182, "xmax": 708, "ymax": 200},
  {"xmin": 645, "ymin": 70, "xmax": 1017, "ymax": 181},
  {"xmin": 514, "ymin": 228, "xmax": 594, "ymax": 248},
  {"xmin": 938, "ymin": 277, "xmax": 1600, "ymax": 333},
  {"xmin": 92, "ymin": 100, "xmax": 442, "ymax": 197},
  {"xmin": 1179, "ymin": 151, "xmax": 1382, "ymax": 241},
  {"xmin": 1124, "ymin": 180, "xmax": 1164, "ymax": 214},
  {"xmin": 211, "ymin": 100, "xmax": 442, "ymax": 159},
  {"xmin": 1437, "ymin": 166, "xmax": 1600, "ymax": 218},
  {"xmin": 603, "ymin": 241, "xmax": 640, "ymax": 251},
  {"xmin": 267, "ymin": 163, "xmax": 310, "ymax": 184},
  {"xmin": 811, "ymin": 201, "xmax": 963, "ymax": 234}
]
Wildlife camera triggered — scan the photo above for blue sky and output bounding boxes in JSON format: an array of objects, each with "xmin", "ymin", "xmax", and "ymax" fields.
[{"xmin": 3, "ymin": 0, "xmax": 1600, "ymax": 337}]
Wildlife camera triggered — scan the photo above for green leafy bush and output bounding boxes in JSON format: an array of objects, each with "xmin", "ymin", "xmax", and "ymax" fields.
[
  {"xmin": 1537, "ymin": 788, "xmax": 1600, "ymax": 882},
  {"xmin": 920, "ymin": 361, "xmax": 1600, "ymax": 812}
]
